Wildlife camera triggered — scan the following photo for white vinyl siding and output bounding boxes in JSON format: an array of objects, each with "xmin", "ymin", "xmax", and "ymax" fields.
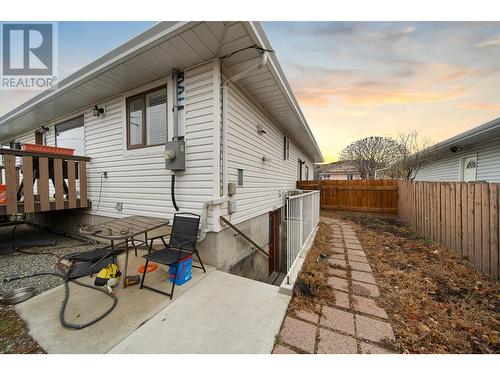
[
  {"xmin": 84, "ymin": 61, "xmax": 216, "ymax": 222},
  {"xmin": 414, "ymin": 136, "xmax": 500, "ymax": 183},
  {"xmin": 221, "ymin": 84, "xmax": 314, "ymax": 224}
]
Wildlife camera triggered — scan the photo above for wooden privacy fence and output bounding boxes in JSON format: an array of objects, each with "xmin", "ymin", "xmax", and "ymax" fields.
[
  {"xmin": 297, "ymin": 179, "xmax": 398, "ymax": 214},
  {"xmin": 398, "ymin": 180, "xmax": 499, "ymax": 281}
]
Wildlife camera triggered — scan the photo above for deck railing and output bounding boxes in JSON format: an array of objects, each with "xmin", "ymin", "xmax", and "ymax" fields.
[
  {"xmin": 281, "ymin": 190, "xmax": 320, "ymax": 276},
  {"xmin": 0, "ymin": 148, "xmax": 91, "ymax": 215}
]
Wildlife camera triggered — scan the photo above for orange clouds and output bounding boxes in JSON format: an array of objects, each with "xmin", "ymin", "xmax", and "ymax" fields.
[
  {"xmin": 292, "ymin": 62, "xmax": 472, "ymax": 109},
  {"xmin": 459, "ymin": 102, "xmax": 500, "ymax": 111}
]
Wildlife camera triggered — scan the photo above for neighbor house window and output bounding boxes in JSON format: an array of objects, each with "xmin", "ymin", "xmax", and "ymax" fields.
[
  {"xmin": 347, "ymin": 173, "xmax": 353, "ymax": 180},
  {"xmin": 283, "ymin": 137, "xmax": 290, "ymax": 160},
  {"xmin": 127, "ymin": 86, "xmax": 167, "ymax": 149},
  {"xmin": 237, "ymin": 169, "xmax": 244, "ymax": 186},
  {"xmin": 305, "ymin": 166, "xmax": 309, "ymax": 180}
]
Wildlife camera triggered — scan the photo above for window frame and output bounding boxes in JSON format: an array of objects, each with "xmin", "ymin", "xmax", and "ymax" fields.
[
  {"xmin": 283, "ymin": 136, "xmax": 290, "ymax": 161},
  {"xmin": 237, "ymin": 168, "xmax": 244, "ymax": 187},
  {"xmin": 126, "ymin": 85, "xmax": 167, "ymax": 150}
]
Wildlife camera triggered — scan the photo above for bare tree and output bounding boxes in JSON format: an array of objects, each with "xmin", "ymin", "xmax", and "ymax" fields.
[
  {"xmin": 339, "ymin": 136, "xmax": 399, "ymax": 179},
  {"xmin": 387, "ymin": 130, "xmax": 435, "ymax": 180}
]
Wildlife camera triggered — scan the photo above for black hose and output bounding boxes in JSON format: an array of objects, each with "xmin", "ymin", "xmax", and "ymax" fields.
[
  {"xmin": 171, "ymin": 174, "xmax": 179, "ymax": 211},
  {"xmin": 3, "ymin": 271, "xmax": 118, "ymax": 330}
]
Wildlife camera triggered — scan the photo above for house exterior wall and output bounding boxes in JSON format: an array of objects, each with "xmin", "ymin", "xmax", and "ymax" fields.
[
  {"xmin": 414, "ymin": 136, "xmax": 500, "ymax": 183},
  {"xmin": 218, "ymin": 83, "xmax": 314, "ymax": 226}
]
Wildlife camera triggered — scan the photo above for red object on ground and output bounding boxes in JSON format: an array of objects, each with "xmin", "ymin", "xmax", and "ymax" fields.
[
  {"xmin": 22, "ymin": 143, "xmax": 75, "ymax": 155},
  {"xmin": 0, "ymin": 184, "xmax": 6, "ymax": 205},
  {"xmin": 138, "ymin": 263, "xmax": 158, "ymax": 273}
]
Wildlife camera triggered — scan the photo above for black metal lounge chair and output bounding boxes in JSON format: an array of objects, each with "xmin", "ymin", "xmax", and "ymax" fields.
[{"xmin": 140, "ymin": 212, "xmax": 206, "ymax": 299}]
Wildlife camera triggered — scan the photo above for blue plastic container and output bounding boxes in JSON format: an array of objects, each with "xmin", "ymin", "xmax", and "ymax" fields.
[{"xmin": 169, "ymin": 255, "xmax": 192, "ymax": 286}]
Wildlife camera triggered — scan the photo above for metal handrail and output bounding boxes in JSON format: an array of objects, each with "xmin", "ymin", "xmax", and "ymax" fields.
[
  {"xmin": 285, "ymin": 190, "xmax": 318, "ymax": 200},
  {"xmin": 220, "ymin": 216, "xmax": 269, "ymax": 258}
]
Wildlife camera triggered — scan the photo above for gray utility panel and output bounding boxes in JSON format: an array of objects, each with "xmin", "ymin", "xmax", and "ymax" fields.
[{"xmin": 164, "ymin": 139, "xmax": 186, "ymax": 171}]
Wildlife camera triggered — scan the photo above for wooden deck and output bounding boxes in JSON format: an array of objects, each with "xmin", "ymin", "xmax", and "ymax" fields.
[{"xmin": 0, "ymin": 148, "xmax": 91, "ymax": 216}]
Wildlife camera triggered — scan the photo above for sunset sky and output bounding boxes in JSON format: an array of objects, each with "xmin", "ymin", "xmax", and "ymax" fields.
[{"xmin": 2, "ymin": 22, "xmax": 500, "ymax": 162}]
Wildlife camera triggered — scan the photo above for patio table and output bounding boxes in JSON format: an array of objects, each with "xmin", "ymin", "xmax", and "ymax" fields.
[{"xmin": 80, "ymin": 215, "xmax": 170, "ymax": 287}]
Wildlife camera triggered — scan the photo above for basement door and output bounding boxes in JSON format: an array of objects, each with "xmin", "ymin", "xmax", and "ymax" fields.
[{"xmin": 268, "ymin": 209, "xmax": 280, "ymax": 275}]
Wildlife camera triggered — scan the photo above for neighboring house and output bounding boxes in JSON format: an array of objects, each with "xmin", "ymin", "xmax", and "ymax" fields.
[
  {"xmin": 315, "ymin": 160, "xmax": 361, "ymax": 180},
  {"xmin": 413, "ymin": 117, "xmax": 500, "ymax": 183},
  {"xmin": 0, "ymin": 22, "xmax": 323, "ymax": 281}
]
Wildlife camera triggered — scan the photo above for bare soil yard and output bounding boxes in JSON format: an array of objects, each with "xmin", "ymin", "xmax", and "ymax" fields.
[{"xmin": 323, "ymin": 210, "xmax": 500, "ymax": 354}]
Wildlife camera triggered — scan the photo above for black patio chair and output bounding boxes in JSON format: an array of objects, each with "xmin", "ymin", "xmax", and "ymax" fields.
[{"xmin": 139, "ymin": 212, "xmax": 206, "ymax": 299}]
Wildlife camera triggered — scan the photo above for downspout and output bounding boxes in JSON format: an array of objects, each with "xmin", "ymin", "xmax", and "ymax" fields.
[{"xmin": 199, "ymin": 52, "xmax": 269, "ymax": 241}]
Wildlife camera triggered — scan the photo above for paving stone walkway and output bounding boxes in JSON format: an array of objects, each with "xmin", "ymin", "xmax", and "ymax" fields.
[{"xmin": 273, "ymin": 217, "xmax": 396, "ymax": 354}]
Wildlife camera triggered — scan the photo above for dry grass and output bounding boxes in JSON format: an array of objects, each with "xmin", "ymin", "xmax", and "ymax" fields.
[
  {"xmin": 288, "ymin": 222, "xmax": 336, "ymax": 315},
  {"xmin": 324, "ymin": 210, "xmax": 500, "ymax": 354},
  {"xmin": 0, "ymin": 305, "xmax": 44, "ymax": 354}
]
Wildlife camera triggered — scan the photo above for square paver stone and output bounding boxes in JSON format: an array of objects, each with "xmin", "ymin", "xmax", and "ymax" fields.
[
  {"xmin": 346, "ymin": 243, "xmax": 363, "ymax": 250},
  {"xmin": 333, "ymin": 290, "xmax": 350, "ymax": 309},
  {"xmin": 356, "ymin": 315, "xmax": 395, "ymax": 343},
  {"xmin": 280, "ymin": 317, "xmax": 317, "ymax": 353},
  {"xmin": 273, "ymin": 345, "xmax": 297, "ymax": 354},
  {"xmin": 352, "ymin": 281, "xmax": 380, "ymax": 298},
  {"xmin": 317, "ymin": 329, "xmax": 358, "ymax": 354},
  {"xmin": 343, "ymin": 234, "xmax": 358, "ymax": 240},
  {"xmin": 349, "ymin": 254, "xmax": 369, "ymax": 263},
  {"xmin": 294, "ymin": 309, "xmax": 320, "ymax": 324},
  {"xmin": 328, "ymin": 268, "xmax": 347, "ymax": 279},
  {"xmin": 320, "ymin": 306, "xmax": 355, "ymax": 335},
  {"xmin": 327, "ymin": 259, "xmax": 346, "ymax": 269},
  {"xmin": 353, "ymin": 295, "xmax": 388, "ymax": 319},
  {"xmin": 360, "ymin": 342, "xmax": 394, "ymax": 354},
  {"xmin": 329, "ymin": 253, "xmax": 345, "ymax": 260},
  {"xmin": 349, "ymin": 260, "xmax": 372, "ymax": 272},
  {"xmin": 351, "ymin": 270, "xmax": 376, "ymax": 284},
  {"xmin": 327, "ymin": 276, "xmax": 349, "ymax": 292},
  {"xmin": 347, "ymin": 249, "xmax": 365, "ymax": 257},
  {"xmin": 331, "ymin": 240, "xmax": 344, "ymax": 246}
]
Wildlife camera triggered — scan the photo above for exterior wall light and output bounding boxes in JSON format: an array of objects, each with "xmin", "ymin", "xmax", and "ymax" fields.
[
  {"xmin": 450, "ymin": 146, "xmax": 462, "ymax": 153},
  {"xmin": 92, "ymin": 105, "xmax": 105, "ymax": 117}
]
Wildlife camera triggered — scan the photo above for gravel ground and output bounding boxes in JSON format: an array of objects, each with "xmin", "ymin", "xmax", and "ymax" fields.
[
  {"xmin": 0, "ymin": 224, "xmax": 106, "ymax": 354},
  {"xmin": 0, "ymin": 224, "xmax": 103, "ymax": 296}
]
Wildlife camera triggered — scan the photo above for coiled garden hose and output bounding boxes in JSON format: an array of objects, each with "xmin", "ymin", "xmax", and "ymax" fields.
[{"xmin": 2, "ymin": 271, "xmax": 118, "ymax": 330}]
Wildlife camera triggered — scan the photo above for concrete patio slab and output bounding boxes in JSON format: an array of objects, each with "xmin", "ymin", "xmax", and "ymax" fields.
[
  {"xmin": 16, "ymin": 252, "xmax": 213, "ymax": 353},
  {"xmin": 110, "ymin": 270, "xmax": 291, "ymax": 353},
  {"xmin": 347, "ymin": 249, "xmax": 365, "ymax": 257}
]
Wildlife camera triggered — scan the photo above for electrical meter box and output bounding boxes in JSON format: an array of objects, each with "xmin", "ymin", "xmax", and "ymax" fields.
[
  {"xmin": 228, "ymin": 200, "xmax": 237, "ymax": 214},
  {"xmin": 164, "ymin": 139, "xmax": 185, "ymax": 170}
]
